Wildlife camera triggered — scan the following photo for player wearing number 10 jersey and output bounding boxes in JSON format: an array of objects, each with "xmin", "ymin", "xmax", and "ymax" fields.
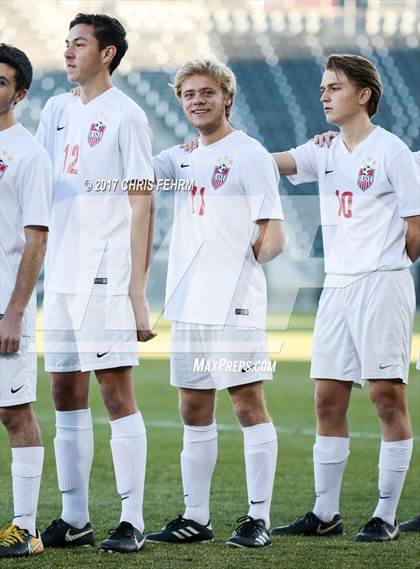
[
  {"xmin": 35, "ymin": 13, "xmax": 155, "ymax": 554},
  {"xmin": 268, "ymin": 54, "xmax": 420, "ymax": 542}
]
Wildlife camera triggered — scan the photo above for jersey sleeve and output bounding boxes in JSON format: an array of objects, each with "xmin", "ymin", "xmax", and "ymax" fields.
[
  {"xmin": 287, "ymin": 140, "xmax": 318, "ymax": 185},
  {"xmin": 240, "ymin": 149, "xmax": 284, "ymax": 222},
  {"xmin": 19, "ymin": 152, "xmax": 52, "ymax": 228},
  {"xmin": 119, "ymin": 112, "xmax": 154, "ymax": 182},
  {"xmin": 413, "ymin": 150, "xmax": 420, "ymax": 168},
  {"xmin": 153, "ymin": 147, "xmax": 178, "ymax": 181},
  {"xmin": 35, "ymin": 98, "xmax": 54, "ymax": 153},
  {"xmin": 387, "ymin": 148, "xmax": 420, "ymax": 218}
]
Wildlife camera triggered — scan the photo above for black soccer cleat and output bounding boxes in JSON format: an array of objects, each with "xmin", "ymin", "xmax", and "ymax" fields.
[
  {"xmin": 98, "ymin": 521, "xmax": 145, "ymax": 553},
  {"xmin": 354, "ymin": 517, "xmax": 400, "ymax": 542},
  {"xmin": 145, "ymin": 515, "xmax": 214, "ymax": 544},
  {"xmin": 41, "ymin": 518, "xmax": 94, "ymax": 548},
  {"xmin": 226, "ymin": 516, "xmax": 271, "ymax": 548},
  {"xmin": 0, "ymin": 525, "xmax": 44, "ymax": 558},
  {"xmin": 400, "ymin": 515, "xmax": 420, "ymax": 532},
  {"xmin": 272, "ymin": 512, "xmax": 343, "ymax": 537}
]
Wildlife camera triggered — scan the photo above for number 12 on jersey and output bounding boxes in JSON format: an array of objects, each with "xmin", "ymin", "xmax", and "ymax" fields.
[{"xmin": 63, "ymin": 144, "xmax": 79, "ymax": 175}]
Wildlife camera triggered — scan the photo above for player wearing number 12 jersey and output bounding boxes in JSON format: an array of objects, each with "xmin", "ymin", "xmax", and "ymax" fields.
[
  {"xmin": 268, "ymin": 54, "xmax": 420, "ymax": 542},
  {"xmin": 36, "ymin": 14, "xmax": 155, "ymax": 553}
]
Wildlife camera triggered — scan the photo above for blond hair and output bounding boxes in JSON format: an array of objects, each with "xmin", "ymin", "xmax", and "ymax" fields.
[
  {"xmin": 325, "ymin": 54, "xmax": 382, "ymax": 117},
  {"xmin": 171, "ymin": 58, "xmax": 236, "ymax": 119}
]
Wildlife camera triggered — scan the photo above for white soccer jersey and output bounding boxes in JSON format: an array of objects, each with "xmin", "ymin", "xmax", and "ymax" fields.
[
  {"xmin": 288, "ymin": 126, "xmax": 420, "ymax": 277},
  {"xmin": 153, "ymin": 130, "xmax": 283, "ymax": 329},
  {"xmin": 0, "ymin": 123, "xmax": 52, "ymax": 333},
  {"xmin": 413, "ymin": 150, "xmax": 420, "ymax": 168},
  {"xmin": 36, "ymin": 87, "xmax": 154, "ymax": 296}
]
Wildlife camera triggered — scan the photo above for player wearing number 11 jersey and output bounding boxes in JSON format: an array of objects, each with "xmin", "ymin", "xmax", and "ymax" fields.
[
  {"xmin": 268, "ymin": 54, "xmax": 420, "ymax": 542},
  {"xmin": 36, "ymin": 13, "xmax": 155, "ymax": 554}
]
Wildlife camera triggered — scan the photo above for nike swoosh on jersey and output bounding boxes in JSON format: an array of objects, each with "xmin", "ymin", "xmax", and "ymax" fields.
[
  {"xmin": 316, "ymin": 519, "xmax": 341, "ymax": 535},
  {"xmin": 11, "ymin": 385, "xmax": 24, "ymax": 394},
  {"xmin": 180, "ymin": 163, "xmax": 190, "ymax": 168},
  {"xmin": 379, "ymin": 363, "xmax": 393, "ymax": 369},
  {"xmin": 65, "ymin": 528, "xmax": 92, "ymax": 542},
  {"xmin": 57, "ymin": 126, "xmax": 65, "ymax": 131},
  {"xmin": 325, "ymin": 170, "xmax": 334, "ymax": 174},
  {"xmin": 97, "ymin": 351, "xmax": 110, "ymax": 358}
]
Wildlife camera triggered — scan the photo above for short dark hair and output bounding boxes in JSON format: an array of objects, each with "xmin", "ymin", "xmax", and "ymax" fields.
[
  {"xmin": 0, "ymin": 43, "xmax": 33, "ymax": 91},
  {"xmin": 69, "ymin": 13, "xmax": 128, "ymax": 74},
  {"xmin": 325, "ymin": 54, "xmax": 382, "ymax": 117}
]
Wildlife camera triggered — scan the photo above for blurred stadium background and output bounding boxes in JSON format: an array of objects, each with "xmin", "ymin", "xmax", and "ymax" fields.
[{"xmin": 2, "ymin": 0, "xmax": 419, "ymax": 329}]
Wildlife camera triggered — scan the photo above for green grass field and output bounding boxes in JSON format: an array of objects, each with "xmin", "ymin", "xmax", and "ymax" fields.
[{"xmin": 0, "ymin": 359, "xmax": 419, "ymax": 569}]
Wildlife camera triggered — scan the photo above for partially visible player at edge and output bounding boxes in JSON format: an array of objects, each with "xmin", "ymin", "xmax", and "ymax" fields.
[
  {"xmin": 268, "ymin": 54, "xmax": 420, "ymax": 542},
  {"xmin": 146, "ymin": 58, "xmax": 284, "ymax": 549},
  {"xmin": 35, "ymin": 14, "xmax": 155, "ymax": 553},
  {"xmin": 0, "ymin": 44, "xmax": 52, "ymax": 558}
]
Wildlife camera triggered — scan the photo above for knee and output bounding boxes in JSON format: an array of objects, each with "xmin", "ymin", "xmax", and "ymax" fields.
[
  {"xmin": 372, "ymin": 391, "xmax": 403, "ymax": 425},
  {"xmin": 315, "ymin": 393, "xmax": 344, "ymax": 422},
  {"xmin": 233, "ymin": 401, "xmax": 268, "ymax": 427},
  {"xmin": 179, "ymin": 399, "xmax": 212, "ymax": 426},
  {"xmin": 0, "ymin": 406, "xmax": 30, "ymax": 432},
  {"xmin": 52, "ymin": 381, "xmax": 84, "ymax": 410}
]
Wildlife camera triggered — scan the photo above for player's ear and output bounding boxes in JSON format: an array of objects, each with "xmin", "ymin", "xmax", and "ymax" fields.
[
  {"xmin": 359, "ymin": 87, "xmax": 372, "ymax": 108},
  {"xmin": 102, "ymin": 45, "xmax": 117, "ymax": 68},
  {"xmin": 13, "ymin": 89, "xmax": 27, "ymax": 106}
]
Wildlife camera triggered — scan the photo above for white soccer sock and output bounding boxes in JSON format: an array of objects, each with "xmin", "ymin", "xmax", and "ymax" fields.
[
  {"xmin": 373, "ymin": 438, "xmax": 413, "ymax": 525},
  {"xmin": 182, "ymin": 423, "xmax": 217, "ymax": 526},
  {"xmin": 110, "ymin": 412, "xmax": 147, "ymax": 533},
  {"xmin": 312, "ymin": 435, "xmax": 350, "ymax": 523},
  {"xmin": 12, "ymin": 446, "xmax": 44, "ymax": 536},
  {"xmin": 243, "ymin": 422, "xmax": 278, "ymax": 529},
  {"xmin": 55, "ymin": 409, "xmax": 93, "ymax": 528}
]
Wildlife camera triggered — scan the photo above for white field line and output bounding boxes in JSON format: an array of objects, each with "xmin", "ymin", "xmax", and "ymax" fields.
[{"xmin": 36, "ymin": 416, "xmax": 420, "ymax": 441}]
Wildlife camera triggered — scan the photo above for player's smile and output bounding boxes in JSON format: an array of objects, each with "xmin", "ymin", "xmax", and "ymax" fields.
[{"xmin": 181, "ymin": 74, "xmax": 231, "ymax": 135}]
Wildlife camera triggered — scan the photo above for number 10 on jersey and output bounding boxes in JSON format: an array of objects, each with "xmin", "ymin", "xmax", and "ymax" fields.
[{"xmin": 336, "ymin": 189, "xmax": 353, "ymax": 218}]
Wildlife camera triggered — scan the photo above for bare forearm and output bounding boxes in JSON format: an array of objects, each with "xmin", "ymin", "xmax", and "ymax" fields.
[
  {"xmin": 5, "ymin": 234, "xmax": 47, "ymax": 317},
  {"xmin": 129, "ymin": 193, "xmax": 155, "ymax": 296},
  {"xmin": 252, "ymin": 220, "xmax": 285, "ymax": 263}
]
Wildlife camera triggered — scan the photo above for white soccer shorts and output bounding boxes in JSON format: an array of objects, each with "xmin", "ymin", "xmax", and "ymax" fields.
[
  {"xmin": 310, "ymin": 269, "xmax": 415, "ymax": 387},
  {"xmin": 44, "ymin": 292, "xmax": 139, "ymax": 373},
  {"xmin": 0, "ymin": 335, "xmax": 37, "ymax": 407},
  {"xmin": 170, "ymin": 322, "xmax": 273, "ymax": 390}
]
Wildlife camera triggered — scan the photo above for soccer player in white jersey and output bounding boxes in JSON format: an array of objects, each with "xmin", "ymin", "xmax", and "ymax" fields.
[
  {"xmin": 0, "ymin": 44, "xmax": 52, "ymax": 558},
  {"xmin": 35, "ymin": 14, "xmax": 155, "ymax": 554},
  {"xmin": 264, "ymin": 54, "xmax": 419, "ymax": 542},
  {"xmin": 145, "ymin": 59, "xmax": 285, "ymax": 549}
]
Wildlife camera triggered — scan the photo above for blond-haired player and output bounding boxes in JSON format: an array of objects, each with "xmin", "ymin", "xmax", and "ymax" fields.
[{"xmin": 146, "ymin": 58, "xmax": 285, "ymax": 548}]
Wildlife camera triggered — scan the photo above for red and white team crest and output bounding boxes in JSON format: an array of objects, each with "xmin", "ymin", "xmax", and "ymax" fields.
[
  {"xmin": 0, "ymin": 151, "xmax": 12, "ymax": 179},
  {"xmin": 211, "ymin": 156, "xmax": 233, "ymax": 189},
  {"xmin": 0, "ymin": 158, "xmax": 8, "ymax": 180},
  {"xmin": 87, "ymin": 113, "xmax": 108, "ymax": 147},
  {"xmin": 357, "ymin": 157, "xmax": 377, "ymax": 191}
]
